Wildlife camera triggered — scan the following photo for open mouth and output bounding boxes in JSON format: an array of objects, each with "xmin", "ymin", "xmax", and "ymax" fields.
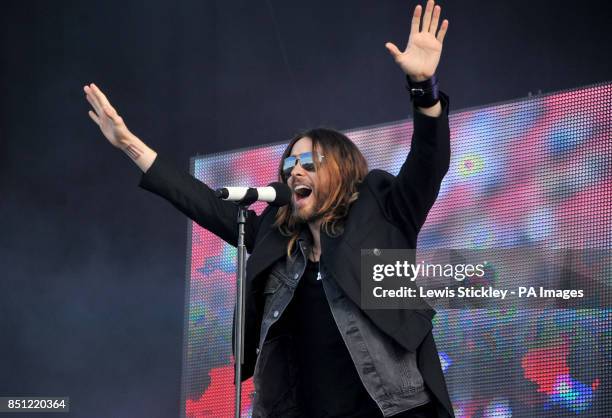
[{"xmin": 293, "ymin": 184, "xmax": 313, "ymax": 203}]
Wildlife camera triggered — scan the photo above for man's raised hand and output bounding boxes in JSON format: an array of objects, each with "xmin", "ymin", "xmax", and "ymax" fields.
[
  {"xmin": 385, "ymin": 0, "xmax": 449, "ymax": 82},
  {"xmin": 83, "ymin": 83, "xmax": 157, "ymax": 171},
  {"xmin": 84, "ymin": 83, "xmax": 134, "ymax": 149}
]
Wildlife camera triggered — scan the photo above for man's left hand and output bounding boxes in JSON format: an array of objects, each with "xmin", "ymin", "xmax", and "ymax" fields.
[{"xmin": 385, "ymin": 0, "xmax": 449, "ymax": 82}]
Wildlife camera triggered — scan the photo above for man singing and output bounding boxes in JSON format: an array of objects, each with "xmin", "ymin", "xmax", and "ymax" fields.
[{"xmin": 84, "ymin": 1, "xmax": 453, "ymax": 416}]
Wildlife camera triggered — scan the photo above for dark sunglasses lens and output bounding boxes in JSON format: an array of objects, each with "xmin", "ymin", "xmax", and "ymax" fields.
[
  {"xmin": 282, "ymin": 152, "xmax": 318, "ymax": 177},
  {"xmin": 300, "ymin": 152, "xmax": 315, "ymax": 171},
  {"xmin": 282, "ymin": 157, "xmax": 296, "ymax": 177}
]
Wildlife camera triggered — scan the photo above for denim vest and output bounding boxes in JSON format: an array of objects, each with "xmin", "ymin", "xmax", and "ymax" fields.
[{"xmin": 251, "ymin": 234, "xmax": 431, "ymax": 418}]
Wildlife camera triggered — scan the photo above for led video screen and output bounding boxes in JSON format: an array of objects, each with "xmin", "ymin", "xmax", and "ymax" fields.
[{"xmin": 182, "ymin": 83, "xmax": 611, "ymax": 417}]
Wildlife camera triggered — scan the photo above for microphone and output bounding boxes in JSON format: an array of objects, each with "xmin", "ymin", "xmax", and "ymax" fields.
[{"xmin": 215, "ymin": 182, "xmax": 291, "ymax": 207}]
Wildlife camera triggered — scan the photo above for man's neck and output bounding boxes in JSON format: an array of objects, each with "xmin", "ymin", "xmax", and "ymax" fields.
[{"xmin": 307, "ymin": 219, "xmax": 323, "ymax": 262}]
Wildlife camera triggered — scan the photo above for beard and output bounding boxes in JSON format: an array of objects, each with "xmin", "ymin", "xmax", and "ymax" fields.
[
  {"xmin": 293, "ymin": 206, "xmax": 323, "ymax": 223},
  {"xmin": 291, "ymin": 189, "xmax": 326, "ymax": 224}
]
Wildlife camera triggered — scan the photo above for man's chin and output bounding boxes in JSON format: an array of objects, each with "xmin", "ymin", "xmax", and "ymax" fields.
[
  {"xmin": 292, "ymin": 210, "xmax": 311, "ymax": 224},
  {"xmin": 292, "ymin": 206, "xmax": 321, "ymax": 224}
]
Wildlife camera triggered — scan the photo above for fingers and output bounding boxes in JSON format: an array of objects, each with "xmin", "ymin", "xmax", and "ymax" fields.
[
  {"xmin": 418, "ymin": 1, "xmax": 449, "ymax": 44},
  {"xmin": 104, "ymin": 104, "xmax": 123, "ymax": 125},
  {"xmin": 84, "ymin": 85, "xmax": 102, "ymax": 112},
  {"xmin": 436, "ymin": 19, "xmax": 449, "ymax": 43},
  {"xmin": 90, "ymin": 83, "xmax": 124, "ymax": 124},
  {"xmin": 84, "ymin": 83, "xmax": 123, "ymax": 125},
  {"xmin": 421, "ymin": 0, "xmax": 434, "ymax": 33},
  {"xmin": 84, "ymin": 83, "xmax": 112, "ymax": 115},
  {"xmin": 84, "ymin": 84, "xmax": 107, "ymax": 121},
  {"xmin": 90, "ymin": 83, "xmax": 111, "ymax": 107},
  {"xmin": 410, "ymin": 4, "xmax": 422, "ymax": 36},
  {"xmin": 88, "ymin": 110, "xmax": 100, "ymax": 126},
  {"xmin": 385, "ymin": 42, "xmax": 402, "ymax": 58},
  {"xmin": 85, "ymin": 90, "xmax": 103, "ymax": 116},
  {"xmin": 429, "ymin": 5, "xmax": 441, "ymax": 34}
]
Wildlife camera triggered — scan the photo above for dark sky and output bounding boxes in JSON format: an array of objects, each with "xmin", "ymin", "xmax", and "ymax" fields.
[{"xmin": 0, "ymin": 0, "xmax": 609, "ymax": 416}]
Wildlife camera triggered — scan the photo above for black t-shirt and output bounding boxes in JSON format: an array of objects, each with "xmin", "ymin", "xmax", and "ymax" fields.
[{"xmin": 281, "ymin": 259, "xmax": 382, "ymax": 417}]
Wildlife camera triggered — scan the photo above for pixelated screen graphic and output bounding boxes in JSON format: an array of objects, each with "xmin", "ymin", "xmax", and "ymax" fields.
[{"xmin": 182, "ymin": 83, "xmax": 611, "ymax": 417}]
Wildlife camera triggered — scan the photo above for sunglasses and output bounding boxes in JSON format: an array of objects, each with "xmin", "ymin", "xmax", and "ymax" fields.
[{"xmin": 282, "ymin": 151, "xmax": 324, "ymax": 179}]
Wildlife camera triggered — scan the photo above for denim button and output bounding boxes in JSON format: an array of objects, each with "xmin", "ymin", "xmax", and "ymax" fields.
[
  {"xmin": 294, "ymin": 273, "xmax": 299, "ymax": 279},
  {"xmin": 273, "ymin": 310, "xmax": 279, "ymax": 318},
  {"xmin": 256, "ymin": 347, "xmax": 260, "ymax": 355},
  {"xmin": 373, "ymin": 248, "xmax": 381, "ymax": 256}
]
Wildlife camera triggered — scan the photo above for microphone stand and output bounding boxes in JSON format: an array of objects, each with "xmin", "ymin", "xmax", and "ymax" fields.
[
  {"xmin": 232, "ymin": 190, "xmax": 258, "ymax": 418},
  {"xmin": 215, "ymin": 185, "xmax": 290, "ymax": 418},
  {"xmin": 234, "ymin": 205, "xmax": 247, "ymax": 418}
]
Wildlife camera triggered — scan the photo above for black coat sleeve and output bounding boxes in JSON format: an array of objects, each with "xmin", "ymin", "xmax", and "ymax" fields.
[
  {"xmin": 138, "ymin": 155, "xmax": 266, "ymax": 253},
  {"xmin": 386, "ymin": 91, "xmax": 451, "ymax": 237}
]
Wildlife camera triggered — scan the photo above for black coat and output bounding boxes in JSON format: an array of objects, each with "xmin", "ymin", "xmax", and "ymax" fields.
[{"xmin": 138, "ymin": 91, "xmax": 454, "ymax": 417}]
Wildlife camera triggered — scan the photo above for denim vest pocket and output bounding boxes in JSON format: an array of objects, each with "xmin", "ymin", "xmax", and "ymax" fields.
[
  {"xmin": 360, "ymin": 315, "xmax": 425, "ymax": 395},
  {"xmin": 342, "ymin": 301, "xmax": 425, "ymax": 398},
  {"xmin": 264, "ymin": 272, "xmax": 283, "ymax": 294},
  {"xmin": 261, "ymin": 273, "xmax": 283, "ymax": 320}
]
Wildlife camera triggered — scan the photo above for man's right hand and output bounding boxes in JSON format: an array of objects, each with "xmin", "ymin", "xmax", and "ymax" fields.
[
  {"xmin": 84, "ymin": 82, "xmax": 157, "ymax": 172},
  {"xmin": 84, "ymin": 83, "xmax": 133, "ymax": 148}
]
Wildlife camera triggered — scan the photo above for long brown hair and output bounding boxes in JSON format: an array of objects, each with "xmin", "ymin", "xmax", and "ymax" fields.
[{"xmin": 273, "ymin": 128, "xmax": 369, "ymax": 257}]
